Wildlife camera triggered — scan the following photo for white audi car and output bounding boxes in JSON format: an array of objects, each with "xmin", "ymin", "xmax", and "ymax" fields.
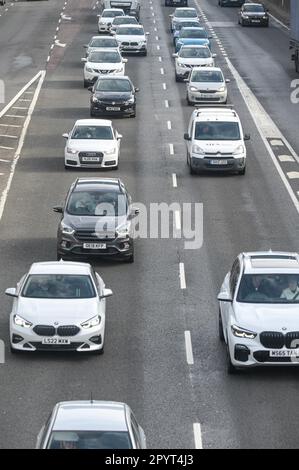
[
  {"xmin": 97, "ymin": 8, "xmax": 125, "ymax": 33},
  {"xmin": 6, "ymin": 261, "xmax": 113, "ymax": 354},
  {"xmin": 218, "ymin": 251, "xmax": 299, "ymax": 373},
  {"xmin": 63, "ymin": 119, "xmax": 122, "ymax": 169},
  {"xmin": 82, "ymin": 49, "xmax": 127, "ymax": 87},
  {"xmin": 113, "ymin": 25, "xmax": 149, "ymax": 55},
  {"xmin": 173, "ymin": 45, "xmax": 216, "ymax": 81}
]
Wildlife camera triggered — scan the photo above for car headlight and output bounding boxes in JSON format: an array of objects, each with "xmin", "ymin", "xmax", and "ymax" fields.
[
  {"xmin": 178, "ymin": 62, "xmax": 187, "ymax": 68},
  {"xmin": 189, "ymin": 86, "xmax": 198, "ymax": 92},
  {"xmin": 263, "ymin": 16, "xmax": 268, "ymax": 19},
  {"xmin": 231, "ymin": 325, "xmax": 257, "ymax": 339},
  {"xmin": 105, "ymin": 147, "xmax": 117, "ymax": 155},
  {"xmin": 92, "ymin": 96, "xmax": 99, "ymax": 103},
  {"xmin": 139, "ymin": 40, "xmax": 146, "ymax": 45},
  {"xmin": 81, "ymin": 315, "xmax": 101, "ymax": 329},
  {"xmin": 124, "ymin": 97, "xmax": 134, "ymax": 105},
  {"xmin": 61, "ymin": 222, "xmax": 75, "ymax": 236},
  {"xmin": 86, "ymin": 66, "xmax": 93, "ymax": 73},
  {"xmin": 218, "ymin": 86, "xmax": 226, "ymax": 92},
  {"xmin": 66, "ymin": 147, "xmax": 77, "ymax": 154},
  {"xmin": 243, "ymin": 15, "xmax": 249, "ymax": 18},
  {"xmin": 113, "ymin": 68, "xmax": 123, "ymax": 73},
  {"xmin": 192, "ymin": 144, "xmax": 204, "ymax": 155},
  {"xmin": 233, "ymin": 145, "xmax": 244, "ymax": 155},
  {"xmin": 117, "ymin": 226, "xmax": 130, "ymax": 238},
  {"xmin": 14, "ymin": 314, "xmax": 32, "ymax": 328}
]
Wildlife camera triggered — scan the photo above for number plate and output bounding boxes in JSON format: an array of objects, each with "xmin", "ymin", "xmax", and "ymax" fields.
[
  {"xmin": 82, "ymin": 157, "xmax": 100, "ymax": 162},
  {"xmin": 42, "ymin": 338, "xmax": 70, "ymax": 345},
  {"xmin": 251, "ymin": 20, "xmax": 261, "ymax": 23},
  {"xmin": 269, "ymin": 350, "xmax": 299, "ymax": 357},
  {"xmin": 210, "ymin": 159, "xmax": 228, "ymax": 165},
  {"xmin": 106, "ymin": 106, "xmax": 120, "ymax": 111},
  {"xmin": 83, "ymin": 243, "xmax": 107, "ymax": 249}
]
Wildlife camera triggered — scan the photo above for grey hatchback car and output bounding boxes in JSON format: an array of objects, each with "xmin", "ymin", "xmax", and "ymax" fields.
[
  {"xmin": 54, "ymin": 177, "xmax": 138, "ymax": 263},
  {"xmin": 36, "ymin": 401, "xmax": 147, "ymax": 449}
]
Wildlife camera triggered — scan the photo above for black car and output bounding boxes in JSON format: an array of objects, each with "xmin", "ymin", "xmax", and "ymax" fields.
[
  {"xmin": 89, "ymin": 76, "xmax": 138, "ymax": 118},
  {"xmin": 219, "ymin": 0, "xmax": 245, "ymax": 6},
  {"xmin": 238, "ymin": 3, "xmax": 269, "ymax": 26},
  {"xmin": 165, "ymin": 0, "xmax": 188, "ymax": 6},
  {"xmin": 54, "ymin": 178, "xmax": 139, "ymax": 263}
]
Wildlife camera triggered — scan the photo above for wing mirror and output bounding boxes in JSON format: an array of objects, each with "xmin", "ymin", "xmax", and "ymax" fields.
[
  {"xmin": 5, "ymin": 288, "xmax": 18, "ymax": 298},
  {"xmin": 53, "ymin": 206, "xmax": 63, "ymax": 213},
  {"xmin": 83, "ymin": 44, "xmax": 88, "ymax": 48},
  {"xmin": 62, "ymin": 133, "xmax": 69, "ymax": 139},
  {"xmin": 217, "ymin": 292, "xmax": 232, "ymax": 302},
  {"xmin": 117, "ymin": 134, "xmax": 123, "ymax": 139},
  {"xmin": 88, "ymin": 86, "xmax": 94, "ymax": 92},
  {"xmin": 81, "ymin": 57, "xmax": 87, "ymax": 62},
  {"xmin": 184, "ymin": 133, "xmax": 191, "ymax": 141},
  {"xmin": 244, "ymin": 134, "xmax": 251, "ymax": 141},
  {"xmin": 123, "ymin": 58, "xmax": 128, "ymax": 63},
  {"xmin": 225, "ymin": 79, "xmax": 230, "ymax": 83},
  {"xmin": 100, "ymin": 288, "xmax": 113, "ymax": 299},
  {"xmin": 134, "ymin": 87, "xmax": 140, "ymax": 92},
  {"xmin": 172, "ymin": 53, "xmax": 178, "ymax": 58}
]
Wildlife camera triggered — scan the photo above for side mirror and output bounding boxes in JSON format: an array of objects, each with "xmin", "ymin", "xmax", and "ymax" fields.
[
  {"xmin": 5, "ymin": 288, "xmax": 18, "ymax": 298},
  {"xmin": 81, "ymin": 57, "xmax": 87, "ymax": 62},
  {"xmin": 100, "ymin": 288, "xmax": 113, "ymax": 299},
  {"xmin": 217, "ymin": 292, "xmax": 232, "ymax": 302},
  {"xmin": 62, "ymin": 133, "xmax": 69, "ymax": 139},
  {"xmin": 83, "ymin": 45, "xmax": 88, "ymax": 48},
  {"xmin": 184, "ymin": 133, "xmax": 191, "ymax": 141},
  {"xmin": 145, "ymin": 32, "xmax": 150, "ymax": 35},
  {"xmin": 183, "ymin": 78, "xmax": 189, "ymax": 82},
  {"xmin": 88, "ymin": 86, "xmax": 93, "ymax": 92},
  {"xmin": 110, "ymin": 30, "xmax": 116, "ymax": 35},
  {"xmin": 123, "ymin": 58, "xmax": 128, "ymax": 63},
  {"xmin": 135, "ymin": 87, "xmax": 140, "ymax": 92},
  {"xmin": 117, "ymin": 134, "xmax": 123, "ymax": 139},
  {"xmin": 212, "ymin": 53, "xmax": 217, "ymax": 58},
  {"xmin": 169, "ymin": 14, "xmax": 174, "ymax": 17},
  {"xmin": 172, "ymin": 53, "xmax": 178, "ymax": 58},
  {"xmin": 53, "ymin": 206, "xmax": 63, "ymax": 213},
  {"xmin": 225, "ymin": 79, "xmax": 230, "ymax": 83},
  {"xmin": 97, "ymin": 14, "xmax": 101, "ymax": 17},
  {"xmin": 244, "ymin": 134, "xmax": 250, "ymax": 141}
]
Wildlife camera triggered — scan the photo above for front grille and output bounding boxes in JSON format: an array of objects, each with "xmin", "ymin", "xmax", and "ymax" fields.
[
  {"xmin": 205, "ymin": 152, "xmax": 232, "ymax": 156},
  {"xmin": 33, "ymin": 325, "xmax": 55, "ymax": 336},
  {"xmin": 195, "ymin": 97, "xmax": 221, "ymax": 101},
  {"xmin": 198, "ymin": 90, "xmax": 217, "ymax": 94},
  {"xmin": 93, "ymin": 69, "xmax": 114, "ymax": 74},
  {"xmin": 57, "ymin": 325, "xmax": 80, "ymax": 337},
  {"xmin": 78, "ymin": 152, "xmax": 103, "ymax": 158},
  {"xmin": 121, "ymin": 42, "xmax": 139, "ymax": 46},
  {"xmin": 30, "ymin": 342, "xmax": 84, "ymax": 351},
  {"xmin": 260, "ymin": 331, "xmax": 284, "ymax": 349},
  {"xmin": 75, "ymin": 229, "xmax": 116, "ymax": 242}
]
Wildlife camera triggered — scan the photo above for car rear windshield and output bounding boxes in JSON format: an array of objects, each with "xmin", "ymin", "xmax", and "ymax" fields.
[
  {"xmin": 180, "ymin": 28, "xmax": 207, "ymax": 38},
  {"xmin": 116, "ymin": 26, "xmax": 144, "ymax": 35},
  {"xmin": 175, "ymin": 10, "xmax": 197, "ymax": 18},
  {"xmin": 191, "ymin": 70, "xmax": 223, "ymax": 82},
  {"xmin": 244, "ymin": 5, "xmax": 265, "ymax": 12},
  {"xmin": 47, "ymin": 431, "xmax": 132, "ymax": 449},
  {"xmin": 180, "ymin": 47, "xmax": 210, "ymax": 58},
  {"xmin": 95, "ymin": 78, "xmax": 132, "ymax": 92},
  {"xmin": 237, "ymin": 274, "xmax": 299, "ymax": 303},
  {"xmin": 90, "ymin": 38, "xmax": 118, "ymax": 48},
  {"xmin": 67, "ymin": 190, "xmax": 127, "ymax": 216},
  {"xmin": 71, "ymin": 126, "xmax": 113, "ymax": 140},
  {"xmin": 22, "ymin": 275, "xmax": 96, "ymax": 299},
  {"xmin": 89, "ymin": 51, "xmax": 121, "ymax": 63},
  {"xmin": 102, "ymin": 10, "xmax": 124, "ymax": 17},
  {"xmin": 195, "ymin": 122, "xmax": 241, "ymax": 140}
]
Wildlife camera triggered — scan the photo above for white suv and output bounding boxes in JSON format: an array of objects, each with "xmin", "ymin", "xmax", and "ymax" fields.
[
  {"xmin": 218, "ymin": 252, "xmax": 299, "ymax": 373},
  {"xmin": 97, "ymin": 8, "xmax": 125, "ymax": 33},
  {"xmin": 184, "ymin": 106, "xmax": 250, "ymax": 174},
  {"xmin": 82, "ymin": 49, "xmax": 127, "ymax": 87}
]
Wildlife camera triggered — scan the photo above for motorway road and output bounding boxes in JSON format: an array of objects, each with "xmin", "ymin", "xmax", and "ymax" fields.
[{"xmin": 0, "ymin": 0, "xmax": 299, "ymax": 449}]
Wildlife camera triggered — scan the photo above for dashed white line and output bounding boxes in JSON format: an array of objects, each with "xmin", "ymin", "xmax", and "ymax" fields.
[
  {"xmin": 0, "ymin": 146, "xmax": 14, "ymax": 150},
  {"xmin": 157, "ymin": 45, "xmax": 160, "ymax": 50},
  {"xmin": 172, "ymin": 173, "xmax": 177, "ymax": 188},
  {"xmin": 0, "ymin": 159, "xmax": 10, "ymax": 163},
  {"xmin": 278, "ymin": 155, "xmax": 295, "ymax": 163},
  {"xmin": 162, "ymin": 83, "xmax": 167, "ymax": 90},
  {"xmin": 165, "ymin": 100, "xmax": 169, "ymax": 108},
  {"xmin": 287, "ymin": 172, "xmax": 299, "ymax": 180},
  {"xmin": 179, "ymin": 263, "xmax": 186, "ymax": 290},
  {"xmin": 0, "ymin": 135, "xmax": 17, "ymax": 139},
  {"xmin": 270, "ymin": 139, "xmax": 284, "ymax": 146},
  {"xmin": 193, "ymin": 423, "xmax": 203, "ymax": 449},
  {"xmin": 160, "ymin": 68, "xmax": 164, "ymax": 75},
  {"xmin": 167, "ymin": 120, "xmax": 172, "ymax": 130},
  {"xmin": 5, "ymin": 115, "xmax": 25, "ymax": 119},
  {"xmin": 0, "ymin": 124, "xmax": 21, "ymax": 128},
  {"xmin": 47, "ymin": 56, "xmax": 51, "ymax": 63},
  {"xmin": 155, "ymin": 35, "xmax": 159, "ymax": 41},
  {"xmin": 12, "ymin": 107, "xmax": 28, "ymax": 111},
  {"xmin": 169, "ymin": 143, "xmax": 174, "ymax": 155},
  {"xmin": 158, "ymin": 56, "xmax": 162, "ymax": 62},
  {"xmin": 184, "ymin": 331, "xmax": 194, "ymax": 364}
]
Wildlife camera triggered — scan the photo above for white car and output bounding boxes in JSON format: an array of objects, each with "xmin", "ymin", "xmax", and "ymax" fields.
[
  {"xmin": 173, "ymin": 45, "xmax": 216, "ymax": 81},
  {"xmin": 184, "ymin": 106, "xmax": 250, "ymax": 174},
  {"xmin": 218, "ymin": 252, "xmax": 299, "ymax": 373},
  {"xmin": 97, "ymin": 8, "xmax": 125, "ymax": 33},
  {"xmin": 82, "ymin": 49, "xmax": 127, "ymax": 87},
  {"xmin": 186, "ymin": 67, "xmax": 229, "ymax": 105},
  {"xmin": 63, "ymin": 119, "xmax": 122, "ymax": 169},
  {"xmin": 84, "ymin": 36, "xmax": 120, "ymax": 57},
  {"xmin": 6, "ymin": 261, "xmax": 113, "ymax": 354},
  {"xmin": 170, "ymin": 7, "xmax": 199, "ymax": 32},
  {"xmin": 110, "ymin": 15, "xmax": 138, "ymax": 33},
  {"xmin": 113, "ymin": 24, "xmax": 149, "ymax": 55}
]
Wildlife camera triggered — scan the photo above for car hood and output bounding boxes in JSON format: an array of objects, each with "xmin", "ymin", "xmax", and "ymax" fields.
[
  {"xmin": 189, "ymin": 81, "xmax": 225, "ymax": 91},
  {"xmin": 88, "ymin": 46, "xmax": 119, "ymax": 54},
  {"xmin": 87, "ymin": 62, "xmax": 123, "ymax": 70},
  {"xmin": 193, "ymin": 140, "xmax": 242, "ymax": 153},
  {"xmin": 94, "ymin": 91, "xmax": 132, "ymax": 100},
  {"xmin": 234, "ymin": 302, "xmax": 299, "ymax": 332},
  {"xmin": 67, "ymin": 140, "xmax": 116, "ymax": 151},
  {"xmin": 64, "ymin": 214, "xmax": 128, "ymax": 232},
  {"xmin": 15, "ymin": 298, "xmax": 99, "ymax": 324},
  {"xmin": 178, "ymin": 58, "xmax": 213, "ymax": 65},
  {"xmin": 116, "ymin": 34, "xmax": 145, "ymax": 41}
]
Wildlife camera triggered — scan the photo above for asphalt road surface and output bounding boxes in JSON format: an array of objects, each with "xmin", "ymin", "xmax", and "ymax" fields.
[{"xmin": 0, "ymin": 0, "xmax": 299, "ymax": 449}]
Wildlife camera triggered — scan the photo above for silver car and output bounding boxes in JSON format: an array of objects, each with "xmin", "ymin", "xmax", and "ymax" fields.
[
  {"xmin": 36, "ymin": 401, "xmax": 147, "ymax": 449},
  {"xmin": 186, "ymin": 66, "xmax": 229, "ymax": 105}
]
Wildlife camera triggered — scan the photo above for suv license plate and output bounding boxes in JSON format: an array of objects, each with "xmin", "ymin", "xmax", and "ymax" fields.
[
  {"xmin": 210, "ymin": 159, "xmax": 228, "ymax": 165},
  {"xmin": 270, "ymin": 349, "xmax": 299, "ymax": 357},
  {"xmin": 42, "ymin": 338, "xmax": 70, "ymax": 345},
  {"xmin": 106, "ymin": 106, "xmax": 120, "ymax": 111},
  {"xmin": 83, "ymin": 243, "xmax": 107, "ymax": 249}
]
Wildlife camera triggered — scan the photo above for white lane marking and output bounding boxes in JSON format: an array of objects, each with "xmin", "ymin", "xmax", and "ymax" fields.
[
  {"xmin": 179, "ymin": 263, "xmax": 186, "ymax": 289},
  {"xmin": 167, "ymin": 120, "xmax": 172, "ymax": 130},
  {"xmin": 169, "ymin": 143, "xmax": 174, "ymax": 155},
  {"xmin": 5, "ymin": 115, "xmax": 25, "ymax": 119},
  {"xmin": 61, "ymin": 14, "xmax": 72, "ymax": 21},
  {"xmin": 153, "ymin": 19, "xmax": 156, "ymax": 24},
  {"xmin": 193, "ymin": 423, "xmax": 203, "ymax": 449},
  {"xmin": 155, "ymin": 35, "xmax": 159, "ymax": 41},
  {"xmin": 0, "ymin": 135, "xmax": 17, "ymax": 139},
  {"xmin": 278, "ymin": 155, "xmax": 295, "ymax": 163},
  {"xmin": 160, "ymin": 68, "xmax": 164, "ymax": 75},
  {"xmin": 12, "ymin": 107, "xmax": 28, "ymax": 110},
  {"xmin": 152, "ymin": 12, "xmax": 155, "ymax": 17},
  {"xmin": 19, "ymin": 99, "xmax": 31, "ymax": 102},
  {"xmin": 165, "ymin": 100, "xmax": 169, "ymax": 108},
  {"xmin": 175, "ymin": 210, "xmax": 181, "ymax": 231},
  {"xmin": 163, "ymin": 83, "xmax": 166, "ymax": 90},
  {"xmin": 287, "ymin": 172, "xmax": 299, "ymax": 180},
  {"xmin": 56, "ymin": 26, "xmax": 60, "ymax": 32},
  {"xmin": 184, "ymin": 331, "xmax": 194, "ymax": 364},
  {"xmin": 0, "ymin": 124, "xmax": 21, "ymax": 128},
  {"xmin": 54, "ymin": 35, "xmax": 57, "ymax": 40},
  {"xmin": 50, "ymin": 44, "xmax": 54, "ymax": 50},
  {"xmin": 0, "ymin": 159, "xmax": 10, "ymax": 163},
  {"xmin": 55, "ymin": 39, "xmax": 66, "ymax": 48},
  {"xmin": 0, "ymin": 146, "xmax": 14, "ymax": 150},
  {"xmin": 270, "ymin": 139, "xmax": 284, "ymax": 146},
  {"xmin": 157, "ymin": 45, "xmax": 160, "ymax": 50},
  {"xmin": 172, "ymin": 173, "xmax": 177, "ymax": 188},
  {"xmin": 158, "ymin": 56, "xmax": 162, "ymax": 62},
  {"xmin": 0, "ymin": 71, "xmax": 46, "ymax": 221},
  {"xmin": 0, "ymin": 71, "xmax": 41, "ymax": 120},
  {"xmin": 47, "ymin": 56, "xmax": 51, "ymax": 63}
]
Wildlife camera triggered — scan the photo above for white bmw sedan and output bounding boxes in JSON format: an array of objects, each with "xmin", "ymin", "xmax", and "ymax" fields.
[
  {"xmin": 82, "ymin": 49, "xmax": 127, "ymax": 88},
  {"xmin": 63, "ymin": 119, "xmax": 122, "ymax": 169},
  {"xmin": 6, "ymin": 261, "xmax": 113, "ymax": 354}
]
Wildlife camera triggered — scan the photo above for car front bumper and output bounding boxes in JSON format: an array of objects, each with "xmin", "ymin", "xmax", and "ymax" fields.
[
  {"xmin": 187, "ymin": 89, "xmax": 227, "ymax": 104},
  {"xmin": 64, "ymin": 150, "xmax": 119, "ymax": 169},
  {"xmin": 119, "ymin": 43, "xmax": 147, "ymax": 54},
  {"xmin": 190, "ymin": 155, "xmax": 245, "ymax": 172},
  {"xmin": 90, "ymin": 101, "xmax": 135, "ymax": 117},
  {"xmin": 58, "ymin": 234, "xmax": 133, "ymax": 259},
  {"xmin": 241, "ymin": 17, "xmax": 269, "ymax": 25}
]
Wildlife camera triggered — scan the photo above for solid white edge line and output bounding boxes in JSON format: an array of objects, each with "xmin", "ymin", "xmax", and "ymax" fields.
[
  {"xmin": 193, "ymin": 423, "xmax": 203, "ymax": 449},
  {"xmin": 179, "ymin": 262, "xmax": 186, "ymax": 289},
  {"xmin": 184, "ymin": 330, "xmax": 193, "ymax": 364},
  {"xmin": 0, "ymin": 71, "xmax": 42, "ymax": 119},
  {"xmin": 0, "ymin": 71, "xmax": 46, "ymax": 221},
  {"xmin": 172, "ymin": 173, "xmax": 177, "ymax": 188}
]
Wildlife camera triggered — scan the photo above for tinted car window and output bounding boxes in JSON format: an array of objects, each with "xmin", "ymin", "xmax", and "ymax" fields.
[
  {"xmin": 71, "ymin": 126, "xmax": 113, "ymax": 140},
  {"xmin": 90, "ymin": 38, "xmax": 118, "ymax": 48},
  {"xmin": 237, "ymin": 274, "xmax": 299, "ymax": 303},
  {"xmin": 47, "ymin": 431, "xmax": 132, "ymax": 449},
  {"xmin": 102, "ymin": 10, "xmax": 124, "ymax": 17},
  {"xmin": 95, "ymin": 79, "xmax": 132, "ymax": 92},
  {"xmin": 116, "ymin": 27, "xmax": 144, "ymax": 35},
  {"xmin": 180, "ymin": 28, "xmax": 207, "ymax": 39},
  {"xmin": 191, "ymin": 70, "xmax": 223, "ymax": 82},
  {"xmin": 175, "ymin": 10, "xmax": 197, "ymax": 18},
  {"xmin": 67, "ymin": 190, "xmax": 127, "ymax": 216},
  {"xmin": 180, "ymin": 47, "xmax": 210, "ymax": 58},
  {"xmin": 113, "ymin": 17, "xmax": 137, "ymax": 25},
  {"xmin": 243, "ymin": 4, "xmax": 265, "ymax": 12},
  {"xmin": 89, "ymin": 51, "xmax": 121, "ymax": 63},
  {"xmin": 22, "ymin": 275, "xmax": 96, "ymax": 299},
  {"xmin": 195, "ymin": 122, "xmax": 241, "ymax": 141}
]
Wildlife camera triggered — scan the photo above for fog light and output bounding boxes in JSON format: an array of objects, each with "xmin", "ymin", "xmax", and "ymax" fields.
[
  {"xmin": 90, "ymin": 335, "xmax": 102, "ymax": 345},
  {"xmin": 12, "ymin": 334, "xmax": 24, "ymax": 344},
  {"xmin": 105, "ymin": 161, "xmax": 116, "ymax": 166}
]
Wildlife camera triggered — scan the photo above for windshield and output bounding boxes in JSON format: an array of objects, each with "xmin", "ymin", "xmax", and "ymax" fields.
[
  {"xmin": 237, "ymin": 274, "xmax": 299, "ymax": 303},
  {"xmin": 174, "ymin": 21, "xmax": 200, "ymax": 30},
  {"xmin": 102, "ymin": 10, "xmax": 124, "ymax": 17},
  {"xmin": 47, "ymin": 431, "xmax": 132, "ymax": 449},
  {"xmin": 71, "ymin": 126, "xmax": 113, "ymax": 140},
  {"xmin": 116, "ymin": 26, "xmax": 144, "ymax": 35},
  {"xmin": 175, "ymin": 10, "xmax": 197, "ymax": 18},
  {"xmin": 22, "ymin": 275, "xmax": 96, "ymax": 299},
  {"xmin": 195, "ymin": 122, "xmax": 240, "ymax": 141},
  {"xmin": 95, "ymin": 78, "xmax": 132, "ymax": 92},
  {"xmin": 113, "ymin": 17, "xmax": 137, "ymax": 25},
  {"xmin": 244, "ymin": 4, "xmax": 265, "ymax": 12},
  {"xmin": 90, "ymin": 38, "xmax": 118, "ymax": 48},
  {"xmin": 89, "ymin": 51, "xmax": 121, "ymax": 63},
  {"xmin": 67, "ymin": 190, "xmax": 127, "ymax": 216},
  {"xmin": 180, "ymin": 28, "xmax": 207, "ymax": 38},
  {"xmin": 191, "ymin": 70, "xmax": 223, "ymax": 82},
  {"xmin": 180, "ymin": 47, "xmax": 210, "ymax": 58}
]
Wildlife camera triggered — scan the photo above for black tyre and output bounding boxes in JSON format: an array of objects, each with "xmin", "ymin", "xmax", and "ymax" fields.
[
  {"xmin": 219, "ymin": 311, "xmax": 225, "ymax": 342},
  {"xmin": 238, "ymin": 166, "xmax": 246, "ymax": 175}
]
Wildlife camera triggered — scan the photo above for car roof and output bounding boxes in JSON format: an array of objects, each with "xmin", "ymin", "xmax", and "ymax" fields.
[
  {"xmin": 29, "ymin": 261, "xmax": 91, "ymax": 275},
  {"xmin": 116, "ymin": 24, "xmax": 143, "ymax": 29},
  {"xmin": 175, "ymin": 7, "xmax": 197, "ymax": 11},
  {"xmin": 181, "ymin": 26, "xmax": 205, "ymax": 30},
  {"xmin": 102, "ymin": 8, "xmax": 124, "ymax": 12},
  {"xmin": 52, "ymin": 401, "xmax": 129, "ymax": 432},
  {"xmin": 73, "ymin": 119, "xmax": 113, "ymax": 127},
  {"xmin": 191, "ymin": 106, "xmax": 239, "ymax": 123},
  {"xmin": 242, "ymin": 252, "xmax": 299, "ymax": 274},
  {"xmin": 191, "ymin": 66, "xmax": 222, "ymax": 72},
  {"xmin": 73, "ymin": 177, "xmax": 125, "ymax": 193}
]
